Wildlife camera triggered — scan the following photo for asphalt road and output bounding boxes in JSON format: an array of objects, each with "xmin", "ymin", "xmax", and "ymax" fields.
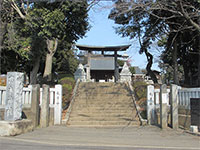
[{"xmin": 0, "ymin": 125, "xmax": 199, "ymax": 150}]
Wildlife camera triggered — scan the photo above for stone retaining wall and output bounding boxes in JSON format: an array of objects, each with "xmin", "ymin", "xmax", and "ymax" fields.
[
  {"xmin": 155, "ymin": 106, "xmax": 191, "ymax": 129},
  {"xmin": 0, "ymin": 107, "xmax": 54, "ymax": 126}
]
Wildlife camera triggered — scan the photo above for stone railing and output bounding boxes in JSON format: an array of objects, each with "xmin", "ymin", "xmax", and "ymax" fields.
[
  {"xmin": 62, "ymin": 78, "xmax": 80, "ymax": 124},
  {"xmin": 0, "ymin": 84, "xmax": 62, "ymax": 125},
  {"xmin": 147, "ymin": 84, "xmax": 200, "ymax": 129},
  {"xmin": 127, "ymin": 81, "xmax": 147, "ymax": 125}
]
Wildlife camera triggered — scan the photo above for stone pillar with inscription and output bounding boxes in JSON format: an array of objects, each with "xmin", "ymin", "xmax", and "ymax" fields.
[
  {"xmin": 0, "ymin": 72, "xmax": 34, "ymax": 136},
  {"xmin": 4, "ymin": 72, "xmax": 24, "ymax": 121},
  {"xmin": 147, "ymin": 85, "xmax": 155, "ymax": 125},
  {"xmin": 160, "ymin": 84, "xmax": 168, "ymax": 129}
]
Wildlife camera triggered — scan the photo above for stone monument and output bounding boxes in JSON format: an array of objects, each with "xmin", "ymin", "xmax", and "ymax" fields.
[
  {"xmin": 120, "ymin": 62, "xmax": 132, "ymax": 82},
  {"xmin": 0, "ymin": 72, "xmax": 34, "ymax": 136},
  {"xmin": 74, "ymin": 64, "xmax": 86, "ymax": 82},
  {"xmin": 4, "ymin": 72, "xmax": 24, "ymax": 121}
]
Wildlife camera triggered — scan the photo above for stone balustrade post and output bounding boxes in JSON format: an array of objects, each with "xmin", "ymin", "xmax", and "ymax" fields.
[
  {"xmin": 170, "ymin": 84, "xmax": 179, "ymax": 130},
  {"xmin": 147, "ymin": 85, "xmax": 155, "ymax": 125},
  {"xmin": 40, "ymin": 84, "xmax": 50, "ymax": 128},
  {"xmin": 31, "ymin": 84, "xmax": 40, "ymax": 128},
  {"xmin": 54, "ymin": 84, "xmax": 62, "ymax": 125},
  {"xmin": 160, "ymin": 84, "xmax": 168, "ymax": 129}
]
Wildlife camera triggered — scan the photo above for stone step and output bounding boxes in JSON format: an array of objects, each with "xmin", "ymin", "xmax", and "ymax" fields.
[
  {"xmin": 74, "ymin": 101, "xmax": 133, "ymax": 105},
  {"xmin": 68, "ymin": 116, "xmax": 138, "ymax": 121},
  {"xmin": 76, "ymin": 94, "xmax": 131, "ymax": 100},
  {"xmin": 78, "ymin": 86, "xmax": 128, "ymax": 89},
  {"xmin": 73, "ymin": 104, "xmax": 133, "ymax": 107},
  {"xmin": 71, "ymin": 107, "xmax": 136, "ymax": 111},
  {"xmin": 73, "ymin": 102, "xmax": 133, "ymax": 105},
  {"xmin": 78, "ymin": 88, "xmax": 129, "ymax": 91},
  {"xmin": 71, "ymin": 109, "xmax": 135, "ymax": 113},
  {"xmin": 75, "ymin": 95, "xmax": 132, "ymax": 98},
  {"xmin": 67, "ymin": 120, "xmax": 140, "ymax": 126},
  {"xmin": 77, "ymin": 90, "xmax": 130, "ymax": 93},
  {"xmin": 66, "ymin": 82, "xmax": 140, "ymax": 127},
  {"xmin": 70, "ymin": 111, "xmax": 137, "ymax": 115},
  {"xmin": 69, "ymin": 110, "xmax": 137, "ymax": 115},
  {"xmin": 72, "ymin": 102, "xmax": 134, "ymax": 105},
  {"xmin": 79, "ymin": 83, "xmax": 127, "ymax": 87},
  {"xmin": 74, "ymin": 98, "xmax": 133, "ymax": 102},
  {"xmin": 78, "ymin": 89, "xmax": 128, "ymax": 92},
  {"xmin": 64, "ymin": 124, "xmax": 138, "ymax": 127},
  {"xmin": 72, "ymin": 104, "xmax": 134, "ymax": 108},
  {"xmin": 69, "ymin": 113, "xmax": 137, "ymax": 118},
  {"xmin": 77, "ymin": 89, "xmax": 129, "ymax": 92}
]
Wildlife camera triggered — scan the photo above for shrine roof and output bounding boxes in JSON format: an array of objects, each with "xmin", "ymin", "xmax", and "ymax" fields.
[{"xmin": 76, "ymin": 44, "xmax": 131, "ymax": 51}]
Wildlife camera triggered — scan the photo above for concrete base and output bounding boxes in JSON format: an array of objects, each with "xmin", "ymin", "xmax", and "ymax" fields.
[{"xmin": 0, "ymin": 119, "xmax": 34, "ymax": 136}]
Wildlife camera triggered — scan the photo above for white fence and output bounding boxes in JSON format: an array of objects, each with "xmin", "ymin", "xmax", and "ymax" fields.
[
  {"xmin": 147, "ymin": 85, "xmax": 200, "ymax": 109},
  {"xmin": 0, "ymin": 85, "xmax": 33, "ymax": 108},
  {"xmin": 0, "ymin": 85, "xmax": 62, "ymax": 125},
  {"xmin": 22, "ymin": 85, "xmax": 32, "ymax": 108},
  {"xmin": 178, "ymin": 88, "xmax": 200, "ymax": 109},
  {"xmin": 0, "ymin": 86, "xmax": 6, "ymax": 108}
]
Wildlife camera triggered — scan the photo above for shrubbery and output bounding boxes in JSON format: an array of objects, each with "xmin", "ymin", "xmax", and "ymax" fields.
[
  {"xmin": 133, "ymin": 81, "xmax": 147, "ymax": 119},
  {"xmin": 58, "ymin": 75, "xmax": 75, "ymax": 109}
]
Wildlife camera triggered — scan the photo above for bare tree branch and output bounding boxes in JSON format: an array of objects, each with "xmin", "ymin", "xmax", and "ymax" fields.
[
  {"xmin": 179, "ymin": 1, "xmax": 200, "ymax": 33},
  {"xmin": 87, "ymin": 0, "xmax": 100, "ymax": 11},
  {"xmin": 10, "ymin": 0, "xmax": 26, "ymax": 19}
]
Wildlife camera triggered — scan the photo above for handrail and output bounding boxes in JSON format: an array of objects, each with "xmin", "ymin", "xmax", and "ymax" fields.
[
  {"xmin": 127, "ymin": 81, "xmax": 147, "ymax": 125},
  {"xmin": 62, "ymin": 78, "xmax": 80, "ymax": 124}
]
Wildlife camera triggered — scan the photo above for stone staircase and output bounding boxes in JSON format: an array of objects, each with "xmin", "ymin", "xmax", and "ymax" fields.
[{"xmin": 66, "ymin": 82, "xmax": 140, "ymax": 127}]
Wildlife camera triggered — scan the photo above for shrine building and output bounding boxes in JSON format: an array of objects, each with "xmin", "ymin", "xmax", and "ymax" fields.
[{"xmin": 76, "ymin": 44, "xmax": 131, "ymax": 82}]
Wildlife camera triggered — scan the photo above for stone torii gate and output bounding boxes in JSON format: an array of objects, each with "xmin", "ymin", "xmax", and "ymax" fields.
[{"xmin": 76, "ymin": 44, "xmax": 131, "ymax": 82}]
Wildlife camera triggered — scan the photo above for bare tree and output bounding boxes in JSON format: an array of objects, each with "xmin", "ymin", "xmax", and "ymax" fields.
[{"xmin": 109, "ymin": 0, "xmax": 200, "ymax": 85}]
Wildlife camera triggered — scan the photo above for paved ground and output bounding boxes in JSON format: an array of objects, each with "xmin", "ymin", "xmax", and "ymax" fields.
[{"xmin": 0, "ymin": 125, "xmax": 199, "ymax": 150}]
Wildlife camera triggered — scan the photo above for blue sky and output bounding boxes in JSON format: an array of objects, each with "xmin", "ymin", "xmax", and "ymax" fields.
[{"xmin": 76, "ymin": 1, "xmax": 160, "ymax": 70}]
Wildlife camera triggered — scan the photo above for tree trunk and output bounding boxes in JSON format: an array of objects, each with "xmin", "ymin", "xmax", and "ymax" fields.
[
  {"xmin": 30, "ymin": 56, "xmax": 40, "ymax": 84},
  {"xmin": 0, "ymin": 0, "xmax": 5, "ymax": 74},
  {"xmin": 198, "ymin": 35, "xmax": 200, "ymax": 86},
  {"xmin": 183, "ymin": 63, "xmax": 190, "ymax": 86},
  {"xmin": 173, "ymin": 40, "xmax": 179, "ymax": 85},
  {"xmin": 197, "ymin": 17, "xmax": 200, "ymax": 86},
  {"xmin": 198, "ymin": 53, "xmax": 200, "ymax": 86},
  {"xmin": 43, "ymin": 39, "xmax": 58, "ymax": 82},
  {"xmin": 144, "ymin": 50, "xmax": 158, "ymax": 84},
  {"xmin": 43, "ymin": 53, "xmax": 53, "ymax": 81}
]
